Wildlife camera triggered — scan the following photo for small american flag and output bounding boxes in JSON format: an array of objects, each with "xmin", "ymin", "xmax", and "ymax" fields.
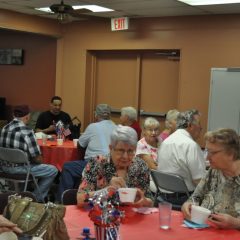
[{"xmin": 63, "ymin": 127, "xmax": 71, "ymax": 137}]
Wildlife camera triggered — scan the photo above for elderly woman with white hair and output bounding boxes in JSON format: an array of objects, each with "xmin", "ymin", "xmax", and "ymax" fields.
[
  {"xmin": 77, "ymin": 125, "xmax": 153, "ymax": 207},
  {"xmin": 160, "ymin": 109, "xmax": 179, "ymax": 141},
  {"xmin": 135, "ymin": 117, "xmax": 161, "ymax": 170}
]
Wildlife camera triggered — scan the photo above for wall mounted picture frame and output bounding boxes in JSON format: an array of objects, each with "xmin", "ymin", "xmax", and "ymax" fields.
[{"xmin": 0, "ymin": 49, "xmax": 24, "ymax": 65}]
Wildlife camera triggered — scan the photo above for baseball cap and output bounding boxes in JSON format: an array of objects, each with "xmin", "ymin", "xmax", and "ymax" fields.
[{"xmin": 13, "ymin": 105, "xmax": 30, "ymax": 117}]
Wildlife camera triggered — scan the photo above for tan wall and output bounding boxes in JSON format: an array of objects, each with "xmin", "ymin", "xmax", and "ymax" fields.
[
  {"xmin": 0, "ymin": 29, "xmax": 57, "ymax": 113},
  {"xmin": 2, "ymin": 10, "xmax": 240, "ymax": 146}
]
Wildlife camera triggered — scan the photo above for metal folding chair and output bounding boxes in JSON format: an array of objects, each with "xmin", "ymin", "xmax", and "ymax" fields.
[
  {"xmin": 61, "ymin": 189, "xmax": 78, "ymax": 205},
  {"xmin": 151, "ymin": 169, "xmax": 190, "ymax": 210},
  {"xmin": 0, "ymin": 147, "xmax": 42, "ymax": 200}
]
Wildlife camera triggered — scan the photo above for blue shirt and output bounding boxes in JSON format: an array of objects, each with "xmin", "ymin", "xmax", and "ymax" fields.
[{"xmin": 79, "ymin": 120, "xmax": 116, "ymax": 160}]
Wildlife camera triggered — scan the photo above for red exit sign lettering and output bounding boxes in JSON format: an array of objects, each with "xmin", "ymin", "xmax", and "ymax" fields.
[{"xmin": 111, "ymin": 17, "xmax": 129, "ymax": 31}]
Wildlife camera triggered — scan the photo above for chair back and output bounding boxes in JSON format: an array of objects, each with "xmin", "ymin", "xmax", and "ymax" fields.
[
  {"xmin": 61, "ymin": 189, "xmax": 78, "ymax": 205},
  {"xmin": 0, "ymin": 147, "xmax": 43, "ymax": 201},
  {"xmin": 151, "ymin": 169, "xmax": 190, "ymax": 196},
  {"xmin": 0, "ymin": 147, "xmax": 29, "ymax": 165}
]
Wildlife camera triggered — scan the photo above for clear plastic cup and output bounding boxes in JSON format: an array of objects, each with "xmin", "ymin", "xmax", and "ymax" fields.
[{"xmin": 159, "ymin": 202, "xmax": 172, "ymax": 230}]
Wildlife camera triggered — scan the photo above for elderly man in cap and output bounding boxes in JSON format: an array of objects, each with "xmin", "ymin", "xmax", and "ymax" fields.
[
  {"xmin": 156, "ymin": 109, "xmax": 206, "ymax": 205},
  {"xmin": 56, "ymin": 103, "xmax": 116, "ymax": 202},
  {"xmin": 0, "ymin": 105, "xmax": 58, "ymax": 202}
]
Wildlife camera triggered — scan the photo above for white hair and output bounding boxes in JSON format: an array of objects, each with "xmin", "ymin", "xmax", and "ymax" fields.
[
  {"xmin": 110, "ymin": 125, "xmax": 138, "ymax": 147},
  {"xmin": 121, "ymin": 106, "xmax": 137, "ymax": 121},
  {"xmin": 165, "ymin": 109, "xmax": 180, "ymax": 129},
  {"xmin": 143, "ymin": 117, "xmax": 160, "ymax": 129}
]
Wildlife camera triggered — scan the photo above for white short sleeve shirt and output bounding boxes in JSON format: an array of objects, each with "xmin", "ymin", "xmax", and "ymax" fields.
[{"xmin": 157, "ymin": 129, "xmax": 206, "ymax": 191}]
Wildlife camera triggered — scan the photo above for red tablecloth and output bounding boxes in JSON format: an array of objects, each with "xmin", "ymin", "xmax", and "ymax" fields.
[
  {"xmin": 38, "ymin": 140, "xmax": 78, "ymax": 171},
  {"xmin": 64, "ymin": 205, "xmax": 240, "ymax": 240}
]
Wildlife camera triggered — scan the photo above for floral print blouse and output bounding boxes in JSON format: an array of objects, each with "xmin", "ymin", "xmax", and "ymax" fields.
[
  {"xmin": 78, "ymin": 155, "xmax": 152, "ymax": 201},
  {"xmin": 188, "ymin": 168, "xmax": 240, "ymax": 217},
  {"xmin": 135, "ymin": 137, "xmax": 159, "ymax": 163}
]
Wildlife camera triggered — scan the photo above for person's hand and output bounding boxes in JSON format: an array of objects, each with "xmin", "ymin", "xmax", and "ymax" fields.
[
  {"xmin": 109, "ymin": 177, "xmax": 126, "ymax": 189},
  {"xmin": 181, "ymin": 202, "xmax": 192, "ymax": 220},
  {"xmin": 0, "ymin": 215, "xmax": 22, "ymax": 234},
  {"xmin": 209, "ymin": 213, "xmax": 240, "ymax": 229},
  {"xmin": 47, "ymin": 125, "xmax": 56, "ymax": 133},
  {"xmin": 132, "ymin": 188, "xmax": 153, "ymax": 207}
]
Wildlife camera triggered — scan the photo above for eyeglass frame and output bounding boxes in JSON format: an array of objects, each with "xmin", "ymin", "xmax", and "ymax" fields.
[
  {"xmin": 204, "ymin": 149, "xmax": 224, "ymax": 156},
  {"xmin": 113, "ymin": 148, "xmax": 135, "ymax": 156}
]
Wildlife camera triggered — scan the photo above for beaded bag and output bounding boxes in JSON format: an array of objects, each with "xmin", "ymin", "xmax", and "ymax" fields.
[{"xmin": 4, "ymin": 195, "xmax": 70, "ymax": 240}]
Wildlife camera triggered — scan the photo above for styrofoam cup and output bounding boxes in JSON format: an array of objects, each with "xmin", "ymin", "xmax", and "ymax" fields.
[
  {"xmin": 73, "ymin": 139, "xmax": 78, "ymax": 147},
  {"xmin": 57, "ymin": 138, "xmax": 63, "ymax": 146},
  {"xmin": 191, "ymin": 205, "xmax": 211, "ymax": 224},
  {"xmin": 118, "ymin": 188, "xmax": 137, "ymax": 203},
  {"xmin": 42, "ymin": 133, "xmax": 48, "ymax": 145}
]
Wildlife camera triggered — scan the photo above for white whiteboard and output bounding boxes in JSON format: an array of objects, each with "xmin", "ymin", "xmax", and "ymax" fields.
[{"xmin": 208, "ymin": 68, "xmax": 240, "ymax": 134}]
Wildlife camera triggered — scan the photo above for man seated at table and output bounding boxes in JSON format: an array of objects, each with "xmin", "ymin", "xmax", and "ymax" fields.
[
  {"xmin": 35, "ymin": 96, "xmax": 72, "ymax": 135},
  {"xmin": 56, "ymin": 104, "xmax": 116, "ymax": 202},
  {"xmin": 120, "ymin": 106, "xmax": 142, "ymax": 140},
  {"xmin": 157, "ymin": 109, "xmax": 206, "ymax": 204},
  {"xmin": 0, "ymin": 105, "xmax": 58, "ymax": 202},
  {"xmin": 77, "ymin": 125, "xmax": 153, "ymax": 208},
  {"xmin": 182, "ymin": 128, "xmax": 240, "ymax": 229}
]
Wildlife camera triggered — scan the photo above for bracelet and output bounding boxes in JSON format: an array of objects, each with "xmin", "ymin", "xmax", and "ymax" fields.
[{"xmin": 94, "ymin": 187, "xmax": 108, "ymax": 197}]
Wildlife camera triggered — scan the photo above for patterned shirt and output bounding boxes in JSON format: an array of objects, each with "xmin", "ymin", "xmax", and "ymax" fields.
[
  {"xmin": 135, "ymin": 137, "xmax": 159, "ymax": 163},
  {"xmin": 79, "ymin": 155, "xmax": 152, "ymax": 200},
  {"xmin": 188, "ymin": 168, "xmax": 240, "ymax": 217},
  {"xmin": 0, "ymin": 118, "xmax": 41, "ymax": 162}
]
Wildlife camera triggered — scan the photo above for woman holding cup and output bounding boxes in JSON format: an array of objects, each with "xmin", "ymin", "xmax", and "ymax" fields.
[
  {"xmin": 182, "ymin": 128, "xmax": 240, "ymax": 229},
  {"xmin": 77, "ymin": 125, "xmax": 153, "ymax": 208}
]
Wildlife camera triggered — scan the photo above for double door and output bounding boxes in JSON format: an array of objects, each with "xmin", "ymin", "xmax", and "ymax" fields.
[{"xmin": 84, "ymin": 50, "xmax": 180, "ymax": 128}]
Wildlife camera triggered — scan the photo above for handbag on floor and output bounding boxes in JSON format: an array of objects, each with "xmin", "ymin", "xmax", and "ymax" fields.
[{"xmin": 3, "ymin": 194, "xmax": 70, "ymax": 240}]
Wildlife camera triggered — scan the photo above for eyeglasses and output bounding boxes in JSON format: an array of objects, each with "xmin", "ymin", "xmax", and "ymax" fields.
[
  {"xmin": 145, "ymin": 128, "xmax": 160, "ymax": 133},
  {"xmin": 113, "ymin": 148, "xmax": 135, "ymax": 156},
  {"xmin": 204, "ymin": 149, "xmax": 224, "ymax": 156}
]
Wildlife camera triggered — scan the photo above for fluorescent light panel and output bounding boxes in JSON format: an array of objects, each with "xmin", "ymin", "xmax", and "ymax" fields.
[
  {"xmin": 178, "ymin": 0, "xmax": 240, "ymax": 5},
  {"xmin": 36, "ymin": 5, "xmax": 114, "ymax": 13}
]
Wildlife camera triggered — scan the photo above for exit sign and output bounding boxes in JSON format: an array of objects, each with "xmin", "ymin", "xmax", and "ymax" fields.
[{"xmin": 111, "ymin": 17, "xmax": 129, "ymax": 31}]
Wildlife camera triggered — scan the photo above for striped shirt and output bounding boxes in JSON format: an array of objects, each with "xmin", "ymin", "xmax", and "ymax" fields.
[{"xmin": 0, "ymin": 118, "xmax": 41, "ymax": 162}]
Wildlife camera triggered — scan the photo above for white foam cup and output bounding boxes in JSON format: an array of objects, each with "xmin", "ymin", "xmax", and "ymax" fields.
[
  {"xmin": 191, "ymin": 205, "xmax": 211, "ymax": 224},
  {"xmin": 118, "ymin": 188, "xmax": 137, "ymax": 203},
  {"xmin": 57, "ymin": 138, "xmax": 63, "ymax": 146},
  {"xmin": 73, "ymin": 139, "xmax": 78, "ymax": 147},
  {"xmin": 42, "ymin": 133, "xmax": 47, "ymax": 145}
]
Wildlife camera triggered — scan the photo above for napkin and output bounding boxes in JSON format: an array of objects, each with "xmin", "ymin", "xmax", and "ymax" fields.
[
  {"xmin": 132, "ymin": 207, "xmax": 158, "ymax": 214},
  {"xmin": 183, "ymin": 219, "xmax": 209, "ymax": 229}
]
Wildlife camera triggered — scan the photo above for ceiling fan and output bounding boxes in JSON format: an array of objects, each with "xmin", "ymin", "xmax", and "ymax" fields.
[{"xmin": 49, "ymin": 0, "xmax": 106, "ymax": 22}]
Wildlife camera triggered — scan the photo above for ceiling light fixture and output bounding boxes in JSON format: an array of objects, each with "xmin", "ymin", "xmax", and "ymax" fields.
[
  {"xmin": 177, "ymin": 0, "xmax": 240, "ymax": 5},
  {"xmin": 36, "ymin": 5, "xmax": 113, "ymax": 13}
]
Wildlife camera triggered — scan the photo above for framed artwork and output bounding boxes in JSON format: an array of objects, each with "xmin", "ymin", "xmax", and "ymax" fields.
[{"xmin": 0, "ymin": 49, "xmax": 24, "ymax": 65}]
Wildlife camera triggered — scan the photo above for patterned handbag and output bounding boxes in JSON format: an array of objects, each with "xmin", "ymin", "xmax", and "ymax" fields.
[{"xmin": 4, "ymin": 195, "xmax": 70, "ymax": 240}]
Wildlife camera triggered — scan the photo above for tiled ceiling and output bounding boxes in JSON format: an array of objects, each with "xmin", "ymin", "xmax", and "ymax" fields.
[{"xmin": 1, "ymin": 0, "xmax": 240, "ymax": 21}]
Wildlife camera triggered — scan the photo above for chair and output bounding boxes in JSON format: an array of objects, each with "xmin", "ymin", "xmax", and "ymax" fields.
[
  {"xmin": 0, "ymin": 147, "xmax": 42, "ymax": 200},
  {"xmin": 151, "ymin": 169, "xmax": 190, "ymax": 210},
  {"xmin": 61, "ymin": 189, "xmax": 78, "ymax": 205},
  {"xmin": 0, "ymin": 191, "xmax": 37, "ymax": 214}
]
